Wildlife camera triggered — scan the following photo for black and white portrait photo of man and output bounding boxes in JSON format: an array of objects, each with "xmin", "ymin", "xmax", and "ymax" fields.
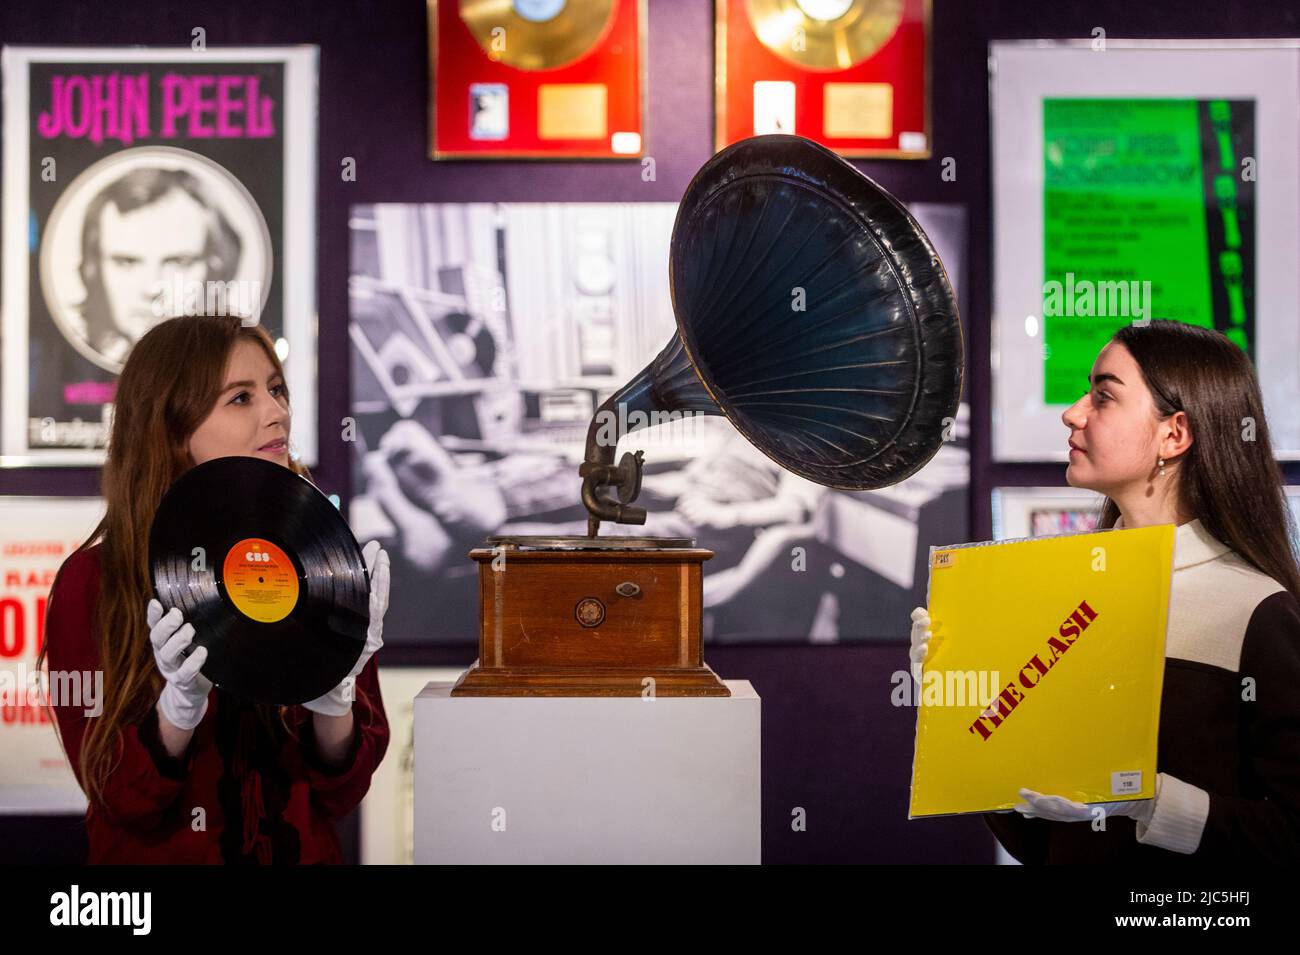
[
  {"xmin": 39, "ymin": 146, "xmax": 272, "ymax": 372},
  {"xmin": 74, "ymin": 166, "xmax": 244, "ymax": 365}
]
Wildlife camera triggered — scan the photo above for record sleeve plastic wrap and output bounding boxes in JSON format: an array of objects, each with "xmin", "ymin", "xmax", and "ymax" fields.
[{"xmin": 909, "ymin": 524, "xmax": 1174, "ymax": 817}]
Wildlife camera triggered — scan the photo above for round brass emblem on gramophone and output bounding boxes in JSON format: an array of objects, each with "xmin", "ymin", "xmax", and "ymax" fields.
[{"xmin": 574, "ymin": 597, "xmax": 606, "ymax": 628}]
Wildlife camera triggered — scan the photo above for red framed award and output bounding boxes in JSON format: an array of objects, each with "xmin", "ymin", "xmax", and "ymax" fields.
[
  {"xmin": 716, "ymin": 0, "xmax": 931, "ymax": 158},
  {"xmin": 429, "ymin": 0, "xmax": 647, "ymax": 159}
]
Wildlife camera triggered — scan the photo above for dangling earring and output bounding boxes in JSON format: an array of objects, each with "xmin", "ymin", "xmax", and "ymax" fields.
[{"xmin": 1158, "ymin": 457, "xmax": 1166, "ymax": 477}]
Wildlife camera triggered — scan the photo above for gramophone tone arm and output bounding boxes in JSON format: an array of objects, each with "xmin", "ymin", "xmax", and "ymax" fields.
[{"xmin": 580, "ymin": 454, "xmax": 648, "ymax": 536}]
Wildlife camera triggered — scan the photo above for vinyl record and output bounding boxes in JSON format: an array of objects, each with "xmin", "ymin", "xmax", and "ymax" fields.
[
  {"xmin": 746, "ymin": 0, "xmax": 903, "ymax": 71},
  {"xmin": 441, "ymin": 311, "xmax": 498, "ymax": 377},
  {"xmin": 148, "ymin": 456, "xmax": 370, "ymax": 705},
  {"xmin": 458, "ymin": 0, "xmax": 617, "ymax": 72}
]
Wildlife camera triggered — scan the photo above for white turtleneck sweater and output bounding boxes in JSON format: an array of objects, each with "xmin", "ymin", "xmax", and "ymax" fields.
[{"xmin": 985, "ymin": 516, "xmax": 1300, "ymax": 862}]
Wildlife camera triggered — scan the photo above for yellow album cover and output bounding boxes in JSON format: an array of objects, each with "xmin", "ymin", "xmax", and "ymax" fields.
[{"xmin": 908, "ymin": 524, "xmax": 1175, "ymax": 818}]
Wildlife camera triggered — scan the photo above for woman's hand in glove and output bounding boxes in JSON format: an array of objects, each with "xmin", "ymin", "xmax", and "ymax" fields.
[
  {"xmin": 147, "ymin": 598, "xmax": 213, "ymax": 732},
  {"xmin": 908, "ymin": 606, "xmax": 932, "ymax": 685},
  {"xmin": 1013, "ymin": 787, "xmax": 1155, "ymax": 826},
  {"xmin": 303, "ymin": 540, "xmax": 390, "ymax": 717}
]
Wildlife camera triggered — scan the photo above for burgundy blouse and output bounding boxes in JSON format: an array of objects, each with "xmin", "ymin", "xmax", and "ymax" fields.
[{"xmin": 44, "ymin": 543, "xmax": 390, "ymax": 864}]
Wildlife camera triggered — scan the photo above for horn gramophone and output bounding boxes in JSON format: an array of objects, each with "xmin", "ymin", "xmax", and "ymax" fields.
[{"xmin": 451, "ymin": 134, "xmax": 964, "ymax": 697}]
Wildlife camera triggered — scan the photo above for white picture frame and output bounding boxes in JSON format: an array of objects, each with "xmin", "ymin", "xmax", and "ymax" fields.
[{"xmin": 990, "ymin": 39, "xmax": 1300, "ymax": 461}]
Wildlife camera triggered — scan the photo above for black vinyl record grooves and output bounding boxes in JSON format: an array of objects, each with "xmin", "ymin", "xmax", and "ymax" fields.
[{"xmin": 148, "ymin": 456, "xmax": 370, "ymax": 705}]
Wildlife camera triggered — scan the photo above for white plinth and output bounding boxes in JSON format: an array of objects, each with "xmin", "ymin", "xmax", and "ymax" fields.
[{"xmin": 413, "ymin": 679, "xmax": 761, "ymax": 864}]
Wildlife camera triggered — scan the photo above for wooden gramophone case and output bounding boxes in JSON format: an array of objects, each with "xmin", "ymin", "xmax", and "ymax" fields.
[{"xmin": 451, "ymin": 537, "xmax": 729, "ymax": 697}]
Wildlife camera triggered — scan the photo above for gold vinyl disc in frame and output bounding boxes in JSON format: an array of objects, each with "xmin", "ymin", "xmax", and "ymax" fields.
[
  {"xmin": 459, "ymin": 0, "xmax": 618, "ymax": 72},
  {"xmin": 746, "ymin": 0, "xmax": 904, "ymax": 71}
]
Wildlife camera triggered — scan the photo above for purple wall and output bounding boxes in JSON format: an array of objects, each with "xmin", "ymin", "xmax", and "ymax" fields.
[{"xmin": 3, "ymin": 0, "xmax": 1298, "ymax": 864}]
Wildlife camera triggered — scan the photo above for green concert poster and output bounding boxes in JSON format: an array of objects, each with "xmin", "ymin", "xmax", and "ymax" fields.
[{"xmin": 1041, "ymin": 98, "xmax": 1255, "ymax": 404}]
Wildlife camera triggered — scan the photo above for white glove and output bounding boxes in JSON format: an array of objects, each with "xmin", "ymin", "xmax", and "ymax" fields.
[
  {"xmin": 1013, "ymin": 787, "xmax": 1155, "ymax": 826},
  {"xmin": 147, "ymin": 598, "xmax": 213, "ymax": 732},
  {"xmin": 908, "ymin": 606, "xmax": 931, "ymax": 685},
  {"xmin": 303, "ymin": 540, "xmax": 390, "ymax": 717}
]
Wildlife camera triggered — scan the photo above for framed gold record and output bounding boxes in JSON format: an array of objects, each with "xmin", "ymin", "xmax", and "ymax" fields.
[
  {"xmin": 430, "ymin": 0, "xmax": 648, "ymax": 159},
  {"xmin": 716, "ymin": 0, "xmax": 931, "ymax": 158}
]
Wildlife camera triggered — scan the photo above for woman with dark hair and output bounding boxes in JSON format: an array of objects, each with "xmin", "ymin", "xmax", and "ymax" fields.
[
  {"xmin": 39, "ymin": 314, "xmax": 390, "ymax": 864},
  {"xmin": 911, "ymin": 319, "xmax": 1300, "ymax": 862}
]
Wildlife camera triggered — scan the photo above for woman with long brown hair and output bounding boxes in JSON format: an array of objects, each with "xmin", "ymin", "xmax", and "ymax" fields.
[
  {"xmin": 40, "ymin": 314, "xmax": 391, "ymax": 864},
  {"xmin": 910, "ymin": 319, "xmax": 1300, "ymax": 862}
]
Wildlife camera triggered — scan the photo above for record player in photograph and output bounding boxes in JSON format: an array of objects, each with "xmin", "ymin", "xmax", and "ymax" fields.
[{"xmin": 451, "ymin": 133, "xmax": 964, "ymax": 697}]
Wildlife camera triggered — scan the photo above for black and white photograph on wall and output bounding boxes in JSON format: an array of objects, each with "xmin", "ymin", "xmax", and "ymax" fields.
[
  {"xmin": 348, "ymin": 201, "xmax": 970, "ymax": 646},
  {"xmin": 0, "ymin": 45, "xmax": 319, "ymax": 466}
]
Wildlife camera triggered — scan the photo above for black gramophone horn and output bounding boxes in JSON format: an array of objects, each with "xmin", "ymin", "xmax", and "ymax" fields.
[{"xmin": 580, "ymin": 134, "xmax": 964, "ymax": 536}]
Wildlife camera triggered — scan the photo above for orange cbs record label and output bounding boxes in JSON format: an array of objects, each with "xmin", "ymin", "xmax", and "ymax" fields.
[{"xmin": 222, "ymin": 537, "xmax": 300, "ymax": 623}]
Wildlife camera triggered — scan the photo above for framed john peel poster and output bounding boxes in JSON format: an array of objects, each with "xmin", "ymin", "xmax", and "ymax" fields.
[
  {"xmin": 1, "ymin": 46, "xmax": 320, "ymax": 467},
  {"xmin": 990, "ymin": 40, "xmax": 1300, "ymax": 461}
]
